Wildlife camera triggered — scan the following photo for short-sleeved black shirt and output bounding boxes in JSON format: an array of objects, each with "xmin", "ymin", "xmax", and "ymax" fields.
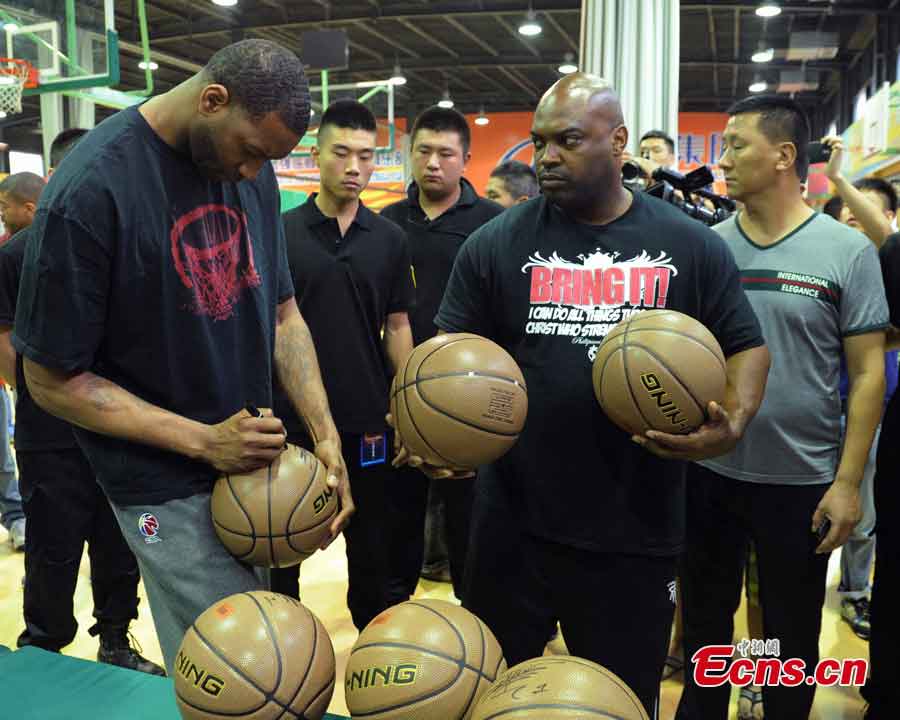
[
  {"xmin": 12, "ymin": 106, "xmax": 294, "ymax": 505},
  {"xmin": 273, "ymin": 195, "xmax": 414, "ymax": 438},
  {"xmin": 0, "ymin": 227, "xmax": 77, "ymax": 452},
  {"xmin": 380, "ymin": 177, "xmax": 503, "ymax": 344},
  {"xmin": 880, "ymin": 233, "xmax": 900, "ymax": 327},
  {"xmin": 436, "ymin": 191, "xmax": 765, "ymax": 556}
]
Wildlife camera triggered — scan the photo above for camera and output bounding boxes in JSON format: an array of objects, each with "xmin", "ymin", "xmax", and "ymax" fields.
[
  {"xmin": 623, "ymin": 162, "xmax": 735, "ymax": 226},
  {"xmin": 807, "ymin": 142, "xmax": 832, "ymax": 165}
]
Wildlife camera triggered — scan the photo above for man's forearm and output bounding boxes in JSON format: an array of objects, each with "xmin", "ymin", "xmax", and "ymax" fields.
[
  {"xmin": 722, "ymin": 345, "xmax": 770, "ymax": 436},
  {"xmin": 839, "ymin": 370, "xmax": 886, "ymax": 487},
  {"xmin": 383, "ymin": 322, "xmax": 414, "ymax": 375},
  {"xmin": 0, "ymin": 329, "xmax": 16, "ymax": 388},
  {"xmin": 24, "ymin": 359, "xmax": 211, "ymax": 459},
  {"xmin": 274, "ymin": 308, "xmax": 338, "ymax": 445}
]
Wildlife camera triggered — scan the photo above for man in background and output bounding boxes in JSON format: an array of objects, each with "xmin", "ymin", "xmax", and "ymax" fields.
[{"xmin": 485, "ymin": 160, "xmax": 539, "ymax": 208}]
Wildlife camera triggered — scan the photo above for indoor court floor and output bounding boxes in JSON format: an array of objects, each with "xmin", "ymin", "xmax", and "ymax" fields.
[{"xmin": 0, "ymin": 525, "xmax": 868, "ymax": 718}]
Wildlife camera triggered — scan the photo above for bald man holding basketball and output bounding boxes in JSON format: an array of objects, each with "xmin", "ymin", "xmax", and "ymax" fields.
[{"xmin": 390, "ymin": 74, "xmax": 770, "ymax": 717}]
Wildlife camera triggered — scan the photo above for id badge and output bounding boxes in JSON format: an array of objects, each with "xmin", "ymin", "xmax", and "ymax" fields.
[{"xmin": 361, "ymin": 433, "xmax": 387, "ymax": 467}]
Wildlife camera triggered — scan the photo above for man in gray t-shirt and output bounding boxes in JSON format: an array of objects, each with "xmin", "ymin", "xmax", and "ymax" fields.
[
  {"xmin": 701, "ymin": 212, "xmax": 887, "ymax": 484},
  {"xmin": 676, "ymin": 96, "xmax": 887, "ymax": 720}
]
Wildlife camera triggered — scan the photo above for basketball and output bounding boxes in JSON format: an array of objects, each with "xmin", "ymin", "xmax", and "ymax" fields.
[
  {"xmin": 211, "ymin": 444, "xmax": 338, "ymax": 567},
  {"xmin": 592, "ymin": 309, "xmax": 726, "ymax": 436},
  {"xmin": 174, "ymin": 591, "xmax": 335, "ymax": 720},
  {"xmin": 470, "ymin": 656, "xmax": 649, "ymax": 720},
  {"xmin": 345, "ymin": 599, "xmax": 507, "ymax": 719},
  {"xmin": 390, "ymin": 333, "xmax": 528, "ymax": 469}
]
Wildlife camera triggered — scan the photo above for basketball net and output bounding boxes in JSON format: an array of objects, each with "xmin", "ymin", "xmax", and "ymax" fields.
[{"xmin": 0, "ymin": 59, "xmax": 36, "ymax": 115}]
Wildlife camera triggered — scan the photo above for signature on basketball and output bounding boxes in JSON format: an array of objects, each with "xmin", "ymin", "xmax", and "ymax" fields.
[{"xmin": 484, "ymin": 664, "xmax": 547, "ymax": 699}]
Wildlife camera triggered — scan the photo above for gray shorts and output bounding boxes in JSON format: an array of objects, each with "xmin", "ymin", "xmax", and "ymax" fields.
[{"xmin": 107, "ymin": 490, "xmax": 265, "ymax": 673}]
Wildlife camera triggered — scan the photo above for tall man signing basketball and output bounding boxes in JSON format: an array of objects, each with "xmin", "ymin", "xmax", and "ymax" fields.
[
  {"xmin": 390, "ymin": 73, "xmax": 770, "ymax": 718},
  {"xmin": 10, "ymin": 40, "xmax": 352, "ymax": 673}
]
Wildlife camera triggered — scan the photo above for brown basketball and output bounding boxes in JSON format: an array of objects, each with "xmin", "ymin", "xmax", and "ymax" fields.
[
  {"xmin": 174, "ymin": 591, "xmax": 335, "ymax": 720},
  {"xmin": 592, "ymin": 309, "xmax": 726, "ymax": 435},
  {"xmin": 345, "ymin": 599, "xmax": 507, "ymax": 720},
  {"xmin": 390, "ymin": 333, "xmax": 528, "ymax": 469},
  {"xmin": 470, "ymin": 656, "xmax": 649, "ymax": 720},
  {"xmin": 211, "ymin": 444, "xmax": 338, "ymax": 567}
]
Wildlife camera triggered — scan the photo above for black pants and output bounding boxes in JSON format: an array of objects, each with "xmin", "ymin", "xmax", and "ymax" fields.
[
  {"xmin": 270, "ymin": 432, "xmax": 429, "ymax": 631},
  {"xmin": 17, "ymin": 448, "xmax": 140, "ymax": 651},
  {"xmin": 862, "ymin": 392, "xmax": 900, "ymax": 717},
  {"xmin": 676, "ymin": 464, "xmax": 830, "ymax": 720},
  {"xmin": 463, "ymin": 467, "xmax": 675, "ymax": 719},
  {"xmin": 396, "ymin": 466, "xmax": 473, "ymax": 601}
]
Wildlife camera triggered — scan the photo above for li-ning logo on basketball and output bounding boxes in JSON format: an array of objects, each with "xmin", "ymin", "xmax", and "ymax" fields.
[
  {"xmin": 137, "ymin": 513, "xmax": 161, "ymax": 544},
  {"xmin": 640, "ymin": 373, "xmax": 689, "ymax": 430},
  {"xmin": 313, "ymin": 486, "xmax": 334, "ymax": 515},
  {"xmin": 346, "ymin": 663, "xmax": 418, "ymax": 692},
  {"xmin": 175, "ymin": 650, "xmax": 226, "ymax": 697}
]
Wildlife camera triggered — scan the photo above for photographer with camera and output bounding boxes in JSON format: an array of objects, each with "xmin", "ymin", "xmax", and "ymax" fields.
[{"xmin": 821, "ymin": 135, "xmax": 893, "ymax": 248}]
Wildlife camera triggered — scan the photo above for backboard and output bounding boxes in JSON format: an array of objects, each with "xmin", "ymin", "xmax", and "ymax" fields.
[{"xmin": 0, "ymin": 0, "xmax": 116, "ymax": 95}]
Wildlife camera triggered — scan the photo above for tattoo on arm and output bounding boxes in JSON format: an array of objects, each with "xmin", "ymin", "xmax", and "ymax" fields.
[{"xmin": 274, "ymin": 310, "xmax": 334, "ymax": 444}]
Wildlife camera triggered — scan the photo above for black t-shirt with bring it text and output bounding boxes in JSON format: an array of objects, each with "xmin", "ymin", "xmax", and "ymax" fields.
[
  {"xmin": 12, "ymin": 106, "xmax": 294, "ymax": 505},
  {"xmin": 436, "ymin": 190, "xmax": 764, "ymax": 556}
]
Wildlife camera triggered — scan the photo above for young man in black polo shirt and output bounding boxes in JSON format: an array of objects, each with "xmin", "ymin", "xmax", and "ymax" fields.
[
  {"xmin": 381, "ymin": 107, "xmax": 503, "ymax": 599},
  {"xmin": 0, "ymin": 134, "xmax": 162, "ymax": 674},
  {"xmin": 271, "ymin": 100, "xmax": 415, "ymax": 631},
  {"xmin": 395, "ymin": 74, "xmax": 770, "ymax": 718}
]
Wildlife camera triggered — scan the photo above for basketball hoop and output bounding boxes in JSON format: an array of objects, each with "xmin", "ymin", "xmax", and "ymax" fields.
[{"xmin": 0, "ymin": 58, "xmax": 38, "ymax": 116}]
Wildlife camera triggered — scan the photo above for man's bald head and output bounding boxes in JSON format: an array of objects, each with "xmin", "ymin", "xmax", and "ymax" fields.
[
  {"xmin": 530, "ymin": 73, "xmax": 629, "ymax": 218},
  {"xmin": 538, "ymin": 73, "xmax": 624, "ymax": 127}
]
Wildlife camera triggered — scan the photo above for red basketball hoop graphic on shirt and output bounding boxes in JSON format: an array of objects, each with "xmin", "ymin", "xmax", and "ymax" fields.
[
  {"xmin": 138, "ymin": 512, "xmax": 161, "ymax": 544},
  {"xmin": 170, "ymin": 204, "xmax": 261, "ymax": 321}
]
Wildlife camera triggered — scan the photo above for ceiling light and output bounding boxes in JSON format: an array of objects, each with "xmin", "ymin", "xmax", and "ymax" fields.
[
  {"xmin": 475, "ymin": 107, "xmax": 489, "ymax": 126},
  {"xmin": 138, "ymin": 60, "xmax": 158, "ymax": 70},
  {"xmin": 438, "ymin": 90, "xmax": 454, "ymax": 109},
  {"xmin": 751, "ymin": 48, "xmax": 774, "ymax": 63},
  {"xmin": 558, "ymin": 52, "xmax": 578, "ymax": 74},
  {"xmin": 518, "ymin": 10, "xmax": 542, "ymax": 36},
  {"xmin": 749, "ymin": 78, "xmax": 768, "ymax": 93},
  {"xmin": 389, "ymin": 63, "xmax": 406, "ymax": 86},
  {"xmin": 211, "ymin": 0, "xmax": 238, "ymax": 6},
  {"xmin": 755, "ymin": 4, "xmax": 781, "ymax": 18},
  {"xmin": 0, "ymin": 111, "xmax": 7, "ymax": 119},
  {"xmin": 3, "ymin": 23, "xmax": 19, "ymax": 33}
]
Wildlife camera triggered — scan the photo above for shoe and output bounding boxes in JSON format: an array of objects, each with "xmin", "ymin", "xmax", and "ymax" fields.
[
  {"xmin": 97, "ymin": 626, "xmax": 166, "ymax": 676},
  {"xmin": 8, "ymin": 518, "xmax": 24, "ymax": 551},
  {"xmin": 840, "ymin": 597, "xmax": 871, "ymax": 640},
  {"xmin": 737, "ymin": 685, "xmax": 764, "ymax": 720},
  {"xmin": 661, "ymin": 654, "xmax": 684, "ymax": 681},
  {"xmin": 420, "ymin": 563, "xmax": 452, "ymax": 583}
]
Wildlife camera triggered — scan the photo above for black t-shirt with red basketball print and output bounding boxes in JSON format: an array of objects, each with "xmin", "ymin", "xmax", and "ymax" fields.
[
  {"xmin": 436, "ymin": 190, "xmax": 764, "ymax": 555},
  {"xmin": 12, "ymin": 106, "xmax": 294, "ymax": 505}
]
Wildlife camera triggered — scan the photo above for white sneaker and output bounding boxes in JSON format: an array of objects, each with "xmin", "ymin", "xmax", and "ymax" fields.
[{"xmin": 8, "ymin": 518, "xmax": 25, "ymax": 551}]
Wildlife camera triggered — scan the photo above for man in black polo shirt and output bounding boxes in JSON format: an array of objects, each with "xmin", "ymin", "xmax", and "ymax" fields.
[
  {"xmin": 270, "ymin": 100, "xmax": 414, "ymax": 631},
  {"xmin": 397, "ymin": 74, "xmax": 770, "ymax": 717},
  {"xmin": 864, "ymin": 231, "xmax": 900, "ymax": 718},
  {"xmin": 381, "ymin": 107, "xmax": 502, "ymax": 599},
  {"xmin": 0, "ymin": 132, "xmax": 162, "ymax": 674}
]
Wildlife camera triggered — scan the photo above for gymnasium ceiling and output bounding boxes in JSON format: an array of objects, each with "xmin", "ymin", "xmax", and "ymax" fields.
[{"xmin": 4, "ymin": 0, "xmax": 899, "ymax": 143}]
